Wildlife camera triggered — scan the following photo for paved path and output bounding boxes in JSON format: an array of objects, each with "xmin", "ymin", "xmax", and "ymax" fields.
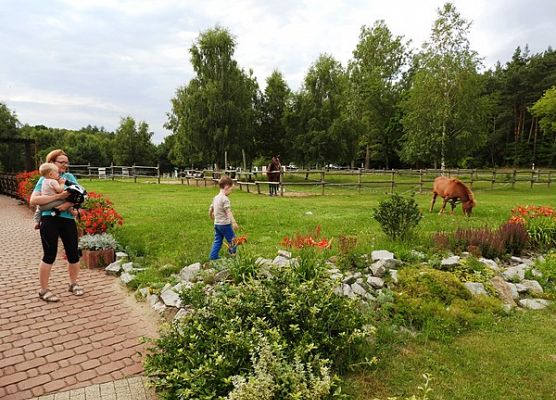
[{"xmin": 0, "ymin": 196, "xmax": 159, "ymax": 400}]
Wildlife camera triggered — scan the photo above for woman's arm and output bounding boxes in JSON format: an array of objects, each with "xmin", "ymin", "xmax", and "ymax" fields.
[{"xmin": 30, "ymin": 191, "xmax": 69, "ymax": 206}]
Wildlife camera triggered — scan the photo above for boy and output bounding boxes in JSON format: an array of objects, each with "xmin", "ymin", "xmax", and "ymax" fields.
[
  {"xmin": 33, "ymin": 163, "xmax": 77, "ymax": 228},
  {"xmin": 209, "ymin": 176, "xmax": 239, "ymax": 260}
]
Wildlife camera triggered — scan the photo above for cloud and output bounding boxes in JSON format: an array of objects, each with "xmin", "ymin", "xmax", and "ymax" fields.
[{"xmin": 1, "ymin": 0, "xmax": 554, "ymax": 144}]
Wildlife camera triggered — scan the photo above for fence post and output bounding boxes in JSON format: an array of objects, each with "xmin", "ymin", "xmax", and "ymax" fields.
[
  {"xmin": 512, "ymin": 169, "xmax": 517, "ymax": 189},
  {"xmin": 530, "ymin": 168, "xmax": 535, "ymax": 188},
  {"xmin": 111, "ymin": 162, "xmax": 114, "ymax": 181},
  {"xmin": 470, "ymin": 169, "xmax": 474, "ymax": 189},
  {"xmin": 133, "ymin": 164, "xmax": 137, "ymax": 183},
  {"xmin": 358, "ymin": 169, "xmax": 362, "ymax": 194},
  {"xmin": 419, "ymin": 169, "xmax": 423, "ymax": 193},
  {"xmin": 320, "ymin": 171, "xmax": 325, "ymax": 195},
  {"xmin": 391, "ymin": 170, "xmax": 395, "ymax": 193},
  {"xmin": 548, "ymin": 171, "xmax": 552, "ymax": 187},
  {"xmin": 491, "ymin": 170, "xmax": 496, "ymax": 190},
  {"xmin": 157, "ymin": 163, "xmax": 161, "ymax": 184}
]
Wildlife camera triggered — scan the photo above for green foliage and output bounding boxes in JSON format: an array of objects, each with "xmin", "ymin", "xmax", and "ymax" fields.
[
  {"xmin": 373, "ymin": 194, "xmax": 422, "ymax": 240},
  {"xmin": 526, "ymin": 216, "xmax": 556, "ymax": 250},
  {"xmin": 530, "ymin": 85, "xmax": 556, "ymax": 135},
  {"xmin": 532, "ymin": 252, "xmax": 556, "ymax": 294},
  {"xmin": 113, "ymin": 116, "xmax": 156, "ymax": 166},
  {"xmin": 389, "ymin": 266, "xmax": 505, "ymax": 338},
  {"xmin": 78, "ymin": 233, "xmax": 118, "ymax": 250},
  {"xmin": 451, "ymin": 257, "xmax": 496, "ymax": 295},
  {"xmin": 144, "ymin": 255, "xmax": 373, "ymax": 399}
]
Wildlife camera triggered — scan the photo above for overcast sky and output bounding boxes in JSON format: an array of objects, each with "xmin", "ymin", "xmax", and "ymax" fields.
[{"xmin": 1, "ymin": 0, "xmax": 554, "ymax": 143}]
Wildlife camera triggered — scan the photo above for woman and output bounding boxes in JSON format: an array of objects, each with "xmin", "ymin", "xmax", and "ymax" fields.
[{"xmin": 30, "ymin": 149, "xmax": 84, "ymax": 302}]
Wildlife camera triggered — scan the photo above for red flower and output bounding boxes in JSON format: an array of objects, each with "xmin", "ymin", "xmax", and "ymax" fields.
[{"xmin": 77, "ymin": 192, "xmax": 124, "ymax": 234}]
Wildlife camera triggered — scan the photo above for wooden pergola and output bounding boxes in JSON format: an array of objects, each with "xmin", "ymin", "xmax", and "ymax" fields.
[{"xmin": 0, "ymin": 138, "xmax": 37, "ymax": 171}]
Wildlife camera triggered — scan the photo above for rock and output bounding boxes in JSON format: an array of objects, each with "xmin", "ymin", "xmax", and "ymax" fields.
[
  {"xmin": 120, "ymin": 272, "xmax": 135, "ymax": 284},
  {"xmin": 370, "ymin": 261, "xmax": 387, "ymax": 277},
  {"xmin": 351, "ymin": 283, "xmax": 368, "ymax": 297},
  {"xmin": 518, "ymin": 299, "xmax": 551, "ymax": 310},
  {"xmin": 356, "ymin": 277, "xmax": 364, "ymax": 284},
  {"xmin": 342, "ymin": 284, "xmax": 355, "ymax": 298},
  {"xmin": 510, "ymin": 256, "xmax": 524, "ymax": 264},
  {"xmin": 342, "ymin": 274, "xmax": 356, "ymax": 285},
  {"xmin": 138, "ymin": 287, "xmax": 149, "ymax": 298},
  {"xmin": 365, "ymin": 292, "xmax": 376, "ymax": 302},
  {"xmin": 152, "ymin": 301, "xmax": 167, "ymax": 314},
  {"xmin": 479, "ymin": 258, "xmax": 499, "ymax": 271},
  {"xmin": 521, "ymin": 280, "xmax": 543, "ymax": 294},
  {"xmin": 272, "ymin": 255, "xmax": 290, "ymax": 267},
  {"xmin": 255, "ymin": 257, "xmax": 273, "ymax": 267},
  {"xmin": 179, "ymin": 263, "xmax": 201, "ymax": 282},
  {"xmin": 371, "ymin": 250, "xmax": 394, "ymax": 261},
  {"xmin": 367, "ymin": 276, "xmax": 385, "ymax": 289},
  {"xmin": 277, "ymin": 249, "xmax": 292, "ymax": 259},
  {"xmin": 463, "ymin": 282, "xmax": 488, "ymax": 296},
  {"xmin": 502, "ymin": 265, "xmax": 528, "ymax": 282},
  {"xmin": 121, "ymin": 262, "xmax": 134, "ymax": 272},
  {"xmin": 174, "ymin": 308, "xmax": 192, "ymax": 321},
  {"xmin": 115, "ymin": 251, "xmax": 128, "ymax": 261},
  {"xmin": 160, "ymin": 288, "xmax": 181, "ymax": 308},
  {"xmin": 490, "ymin": 276, "xmax": 517, "ymax": 307},
  {"xmin": 506, "ymin": 283, "xmax": 520, "ymax": 300},
  {"xmin": 333, "ymin": 286, "xmax": 343, "ymax": 296},
  {"xmin": 389, "ymin": 270, "xmax": 399, "ymax": 284},
  {"xmin": 214, "ymin": 269, "xmax": 231, "ymax": 282},
  {"xmin": 461, "ymin": 251, "xmax": 471, "ymax": 257},
  {"xmin": 148, "ymin": 294, "xmax": 160, "ymax": 307},
  {"xmin": 105, "ymin": 259, "xmax": 123, "ymax": 275},
  {"xmin": 441, "ymin": 256, "xmax": 460, "ymax": 268},
  {"xmin": 304, "ymin": 211, "xmax": 313, "ymax": 216},
  {"xmin": 172, "ymin": 281, "xmax": 192, "ymax": 293},
  {"xmin": 531, "ymin": 269, "xmax": 543, "ymax": 278},
  {"xmin": 514, "ymin": 283, "xmax": 528, "ymax": 293},
  {"xmin": 327, "ymin": 267, "xmax": 341, "ymax": 275}
]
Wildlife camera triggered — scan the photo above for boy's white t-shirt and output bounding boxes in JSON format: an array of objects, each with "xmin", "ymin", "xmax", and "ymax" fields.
[
  {"xmin": 211, "ymin": 192, "xmax": 231, "ymax": 225},
  {"xmin": 41, "ymin": 178, "xmax": 62, "ymax": 196}
]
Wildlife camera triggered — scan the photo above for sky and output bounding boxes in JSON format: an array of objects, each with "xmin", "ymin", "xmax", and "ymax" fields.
[{"xmin": 1, "ymin": 0, "xmax": 554, "ymax": 143}]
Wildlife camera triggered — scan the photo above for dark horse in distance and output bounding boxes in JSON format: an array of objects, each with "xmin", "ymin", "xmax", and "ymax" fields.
[
  {"xmin": 267, "ymin": 155, "xmax": 281, "ymax": 196},
  {"xmin": 430, "ymin": 176, "xmax": 476, "ymax": 216}
]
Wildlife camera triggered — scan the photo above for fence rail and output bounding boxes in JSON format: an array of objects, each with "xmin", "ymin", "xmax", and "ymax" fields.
[{"xmin": 3, "ymin": 167, "xmax": 554, "ymax": 198}]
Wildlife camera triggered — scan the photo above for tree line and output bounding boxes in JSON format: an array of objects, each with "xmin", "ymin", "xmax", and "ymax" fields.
[{"xmin": 1, "ymin": 3, "xmax": 555, "ymax": 173}]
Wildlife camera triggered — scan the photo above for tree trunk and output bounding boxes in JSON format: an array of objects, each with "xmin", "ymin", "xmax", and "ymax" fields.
[{"xmin": 364, "ymin": 143, "xmax": 370, "ymax": 170}]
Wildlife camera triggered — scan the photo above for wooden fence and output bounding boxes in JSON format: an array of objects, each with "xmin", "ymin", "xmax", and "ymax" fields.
[{"xmin": 3, "ymin": 167, "xmax": 554, "ymax": 198}]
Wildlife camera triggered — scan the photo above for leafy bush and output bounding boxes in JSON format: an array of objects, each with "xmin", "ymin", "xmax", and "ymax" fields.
[
  {"xmin": 391, "ymin": 267, "xmax": 503, "ymax": 337},
  {"xmin": 509, "ymin": 205, "xmax": 556, "ymax": 250},
  {"xmin": 16, "ymin": 170, "xmax": 40, "ymax": 203},
  {"xmin": 532, "ymin": 252, "xmax": 556, "ymax": 295},
  {"xmin": 78, "ymin": 192, "xmax": 124, "ymax": 235},
  {"xmin": 145, "ymin": 254, "xmax": 373, "ymax": 399},
  {"xmin": 373, "ymin": 194, "xmax": 422, "ymax": 240},
  {"xmin": 433, "ymin": 222, "xmax": 529, "ymax": 259},
  {"xmin": 78, "ymin": 233, "xmax": 118, "ymax": 250},
  {"xmin": 451, "ymin": 257, "xmax": 495, "ymax": 295}
]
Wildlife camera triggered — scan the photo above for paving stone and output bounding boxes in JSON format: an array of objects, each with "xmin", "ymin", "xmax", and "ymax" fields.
[{"xmin": 0, "ymin": 196, "xmax": 157, "ymax": 399}]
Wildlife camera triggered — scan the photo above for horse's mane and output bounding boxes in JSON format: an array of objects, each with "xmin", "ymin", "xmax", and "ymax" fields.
[{"xmin": 451, "ymin": 178, "xmax": 475, "ymax": 203}]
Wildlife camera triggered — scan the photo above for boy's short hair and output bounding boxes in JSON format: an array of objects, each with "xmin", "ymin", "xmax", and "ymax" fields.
[
  {"xmin": 218, "ymin": 176, "xmax": 234, "ymax": 189},
  {"xmin": 39, "ymin": 162, "xmax": 58, "ymax": 177}
]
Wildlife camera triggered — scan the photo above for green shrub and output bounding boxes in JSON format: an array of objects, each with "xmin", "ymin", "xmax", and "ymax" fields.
[
  {"xmin": 527, "ymin": 217, "xmax": 556, "ymax": 250},
  {"xmin": 397, "ymin": 268, "xmax": 470, "ymax": 304},
  {"xmin": 451, "ymin": 257, "xmax": 496, "ymax": 295},
  {"xmin": 144, "ymin": 254, "xmax": 373, "ymax": 399},
  {"xmin": 373, "ymin": 194, "xmax": 422, "ymax": 240},
  {"xmin": 532, "ymin": 252, "xmax": 556, "ymax": 295}
]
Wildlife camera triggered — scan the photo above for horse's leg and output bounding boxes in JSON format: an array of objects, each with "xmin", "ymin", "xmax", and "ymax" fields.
[
  {"xmin": 439, "ymin": 198, "xmax": 448, "ymax": 214},
  {"xmin": 450, "ymin": 199, "xmax": 456, "ymax": 214},
  {"xmin": 430, "ymin": 193, "xmax": 438, "ymax": 213}
]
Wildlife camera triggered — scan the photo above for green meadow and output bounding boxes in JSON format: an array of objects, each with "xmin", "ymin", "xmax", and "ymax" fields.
[{"xmin": 81, "ymin": 179, "xmax": 556, "ymax": 399}]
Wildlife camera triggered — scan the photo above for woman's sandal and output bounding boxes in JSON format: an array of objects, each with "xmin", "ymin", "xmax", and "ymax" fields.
[
  {"xmin": 68, "ymin": 283, "xmax": 84, "ymax": 296},
  {"xmin": 39, "ymin": 290, "xmax": 60, "ymax": 303}
]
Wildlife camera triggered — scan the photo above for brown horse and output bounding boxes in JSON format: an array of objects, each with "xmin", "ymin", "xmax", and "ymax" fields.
[
  {"xmin": 267, "ymin": 155, "xmax": 281, "ymax": 196},
  {"xmin": 430, "ymin": 176, "xmax": 476, "ymax": 216}
]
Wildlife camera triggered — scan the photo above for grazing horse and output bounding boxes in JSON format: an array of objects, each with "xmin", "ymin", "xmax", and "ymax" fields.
[
  {"xmin": 267, "ymin": 155, "xmax": 281, "ymax": 196},
  {"xmin": 430, "ymin": 176, "xmax": 476, "ymax": 216}
]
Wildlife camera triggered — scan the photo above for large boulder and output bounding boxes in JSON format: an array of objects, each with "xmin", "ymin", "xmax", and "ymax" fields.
[
  {"xmin": 518, "ymin": 299, "xmax": 551, "ymax": 310},
  {"xmin": 490, "ymin": 276, "xmax": 517, "ymax": 307},
  {"xmin": 160, "ymin": 288, "xmax": 181, "ymax": 308},
  {"xmin": 521, "ymin": 280, "xmax": 544, "ymax": 295},
  {"xmin": 371, "ymin": 250, "xmax": 394, "ymax": 261},
  {"xmin": 502, "ymin": 264, "xmax": 528, "ymax": 282},
  {"xmin": 105, "ymin": 259, "xmax": 123, "ymax": 275},
  {"xmin": 440, "ymin": 256, "xmax": 460, "ymax": 269},
  {"xmin": 463, "ymin": 282, "xmax": 488, "ymax": 297},
  {"xmin": 179, "ymin": 262, "xmax": 201, "ymax": 282}
]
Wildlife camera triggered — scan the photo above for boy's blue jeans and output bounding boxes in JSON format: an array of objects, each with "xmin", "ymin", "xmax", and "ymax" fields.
[{"xmin": 209, "ymin": 224, "xmax": 237, "ymax": 260}]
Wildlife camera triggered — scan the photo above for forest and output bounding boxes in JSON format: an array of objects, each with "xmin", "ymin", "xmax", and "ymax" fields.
[{"xmin": 1, "ymin": 3, "xmax": 556, "ymax": 173}]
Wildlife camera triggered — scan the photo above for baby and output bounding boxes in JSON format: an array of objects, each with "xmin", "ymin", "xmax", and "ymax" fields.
[{"xmin": 33, "ymin": 163, "xmax": 76, "ymax": 229}]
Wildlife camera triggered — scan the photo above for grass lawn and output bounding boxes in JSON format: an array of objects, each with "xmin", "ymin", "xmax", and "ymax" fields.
[
  {"xmin": 80, "ymin": 179, "xmax": 556, "ymax": 399},
  {"xmin": 81, "ymin": 178, "xmax": 556, "ymax": 266},
  {"xmin": 348, "ymin": 309, "xmax": 556, "ymax": 400}
]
